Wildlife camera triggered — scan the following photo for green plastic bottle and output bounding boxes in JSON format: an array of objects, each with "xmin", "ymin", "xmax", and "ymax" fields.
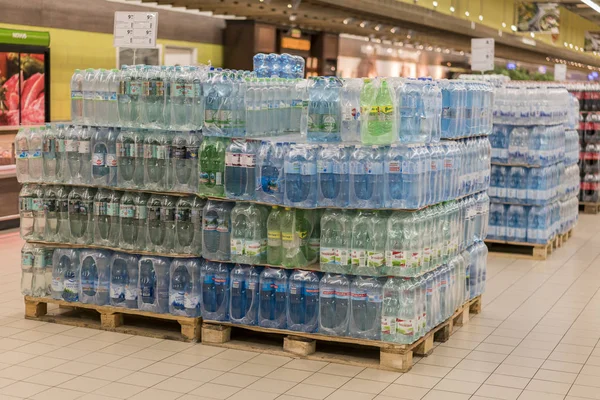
[
  {"xmin": 361, "ymin": 78, "xmax": 395, "ymax": 145},
  {"xmin": 198, "ymin": 137, "xmax": 227, "ymax": 197}
]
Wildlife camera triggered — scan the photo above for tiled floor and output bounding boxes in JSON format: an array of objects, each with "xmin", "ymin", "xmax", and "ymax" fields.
[{"xmin": 3, "ymin": 214, "xmax": 600, "ymax": 399}]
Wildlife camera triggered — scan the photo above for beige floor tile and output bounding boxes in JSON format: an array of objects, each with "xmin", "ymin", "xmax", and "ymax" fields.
[
  {"xmin": 285, "ymin": 383, "xmax": 336, "ymax": 400},
  {"xmin": 395, "ymin": 373, "xmax": 441, "ymax": 388},
  {"xmin": 434, "ymin": 378, "xmax": 480, "ymax": 394},
  {"xmin": 152, "ymin": 376, "xmax": 204, "ymax": 393},
  {"xmin": 246, "ymin": 377, "xmax": 297, "ymax": 394},
  {"xmin": 475, "ymin": 384, "xmax": 522, "ymax": 400},
  {"xmin": 379, "ymin": 384, "xmax": 429, "ymax": 400},
  {"xmin": 485, "ymin": 373, "xmax": 530, "ymax": 389},
  {"xmin": 356, "ymin": 368, "xmax": 402, "ymax": 383},
  {"xmin": 541, "ymin": 360, "xmax": 583, "ymax": 374},
  {"xmin": 533, "ymin": 368, "xmax": 577, "ymax": 384},
  {"xmin": 340, "ymin": 378, "xmax": 390, "ymax": 394},
  {"xmin": 303, "ymin": 373, "xmax": 351, "ymax": 388}
]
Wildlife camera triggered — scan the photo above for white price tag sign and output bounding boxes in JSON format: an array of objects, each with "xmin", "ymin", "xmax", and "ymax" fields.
[
  {"xmin": 554, "ymin": 64, "xmax": 567, "ymax": 81},
  {"xmin": 471, "ymin": 38, "xmax": 495, "ymax": 72},
  {"xmin": 113, "ymin": 12, "xmax": 158, "ymax": 48}
]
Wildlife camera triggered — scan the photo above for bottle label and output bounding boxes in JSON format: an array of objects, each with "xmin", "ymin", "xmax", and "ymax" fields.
[
  {"xmin": 242, "ymin": 154, "xmax": 256, "ymax": 168},
  {"xmin": 332, "ymin": 162, "xmax": 348, "ymax": 174},
  {"xmin": 94, "ymin": 201, "xmax": 108, "ymax": 216},
  {"xmin": 351, "ymin": 249, "xmax": 366, "ymax": 267},
  {"xmin": 216, "ymin": 218, "xmax": 229, "ymax": 233},
  {"xmin": 184, "ymin": 294, "xmax": 199, "ymax": 309},
  {"xmin": 28, "ymin": 149, "xmax": 42, "ymax": 159},
  {"xmin": 409, "ymin": 252, "xmax": 420, "ymax": 269},
  {"xmin": 135, "ymin": 205, "xmax": 147, "ymax": 220},
  {"xmin": 350, "ymin": 161, "xmax": 383, "ymax": 175},
  {"xmin": 267, "ymin": 230, "xmax": 281, "ymax": 247},
  {"xmin": 230, "ymin": 238, "xmax": 244, "ymax": 255},
  {"xmin": 43, "ymin": 138, "xmax": 56, "ymax": 158},
  {"xmin": 169, "ymin": 291, "xmax": 185, "ymax": 309},
  {"xmin": 322, "ymin": 115, "xmax": 339, "ymax": 133},
  {"xmin": 110, "ymin": 284, "xmax": 125, "ymax": 300},
  {"xmin": 157, "ymin": 145, "xmax": 170, "ymax": 160},
  {"xmin": 309, "ymin": 238, "xmax": 320, "ymax": 252},
  {"xmin": 396, "ymin": 318, "xmax": 414, "ymax": 335},
  {"xmin": 22, "ymin": 253, "xmax": 34, "ymax": 267},
  {"xmin": 176, "ymin": 208, "xmax": 191, "ymax": 223},
  {"xmin": 79, "ymin": 140, "xmax": 90, "ymax": 154},
  {"xmin": 120, "ymin": 204, "xmax": 135, "ymax": 219},
  {"xmin": 51, "ymin": 276, "xmax": 63, "ymax": 292},
  {"xmin": 160, "ymin": 207, "xmax": 175, "ymax": 222},
  {"xmin": 381, "ymin": 316, "xmax": 396, "ymax": 335},
  {"xmin": 65, "ymin": 140, "xmax": 78, "ymax": 152},
  {"xmin": 320, "ymin": 247, "xmax": 336, "ymax": 264},
  {"xmin": 204, "ymin": 216, "xmax": 218, "ymax": 231},
  {"xmin": 386, "ymin": 161, "xmax": 401, "ymax": 174},
  {"xmin": 385, "ymin": 250, "xmax": 406, "ymax": 268},
  {"xmin": 320, "ymin": 289, "xmax": 335, "ymax": 298},
  {"xmin": 368, "ymin": 293, "xmax": 383, "ymax": 303},
  {"xmin": 226, "ymin": 152, "xmax": 242, "ymax": 167},
  {"xmin": 92, "ymin": 153, "xmax": 106, "ymax": 167},
  {"xmin": 107, "ymin": 202, "xmax": 119, "ymax": 217},
  {"xmin": 402, "ymin": 161, "xmax": 417, "ymax": 174},
  {"xmin": 285, "ymin": 161, "xmax": 316, "ymax": 176},
  {"xmin": 125, "ymin": 285, "xmax": 137, "ymax": 301},
  {"xmin": 335, "ymin": 290, "xmax": 350, "ymax": 300},
  {"xmin": 148, "ymin": 205, "xmax": 161, "ymax": 221},
  {"xmin": 144, "ymin": 144, "xmax": 156, "ymax": 159},
  {"xmin": 282, "ymin": 232, "xmax": 294, "ymax": 249},
  {"xmin": 64, "ymin": 278, "xmax": 79, "ymax": 295},
  {"xmin": 129, "ymin": 81, "xmax": 141, "ymax": 95},
  {"xmin": 423, "ymin": 247, "xmax": 431, "ymax": 263},
  {"xmin": 335, "ymin": 248, "xmax": 349, "ymax": 266},
  {"xmin": 71, "ymin": 90, "xmax": 83, "ymax": 100},
  {"xmin": 173, "ymin": 146, "xmax": 186, "ymax": 160},
  {"xmin": 106, "ymin": 154, "xmax": 117, "ymax": 167},
  {"xmin": 20, "ymin": 197, "xmax": 32, "ymax": 212},
  {"xmin": 187, "ymin": 146, "xmax": 199, "ymax": 160},
  {"xmin": 245, "ymin": 240, "xmax": 265, "ymax": 256},
  {"xmin": 367, "ymin": 251, "xmax": 384, "ymax": 267},
  {"xmin": 17, "ymin": 150, "xmax": 28, "ymax": 159}
]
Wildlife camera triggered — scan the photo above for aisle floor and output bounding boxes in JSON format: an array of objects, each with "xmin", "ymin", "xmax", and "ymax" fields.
[{"xmin": 1, "ymin": 215, "xmax": 600, "ymax": 400}]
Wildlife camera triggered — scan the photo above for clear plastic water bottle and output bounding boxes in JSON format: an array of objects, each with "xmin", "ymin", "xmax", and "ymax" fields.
[
  {"xmin": 225, "ymin": 139, "xmax": 257, "ymax": 200},
  {"xmin": 319, "ymin": 273, "xmax": 350, "ymax": 336},
  {"xmin": 93, "ymin": 189, "xmax": 121, "ymax": 247},
  {"xmin": 78, "ymin": 126, "xmax": 93, "ymax": 185},
  {"xmin": 58, "ymin": 249, "xmax": 81, "ymax": 303},
  {"xmin": 350, "ymin": 211, "xmax": 387, "ymax": 276},
  {"xmin": 361, "ymin": 78, "xmax": 395, "ymax": 145},
  {"xmin": 199, "ymin": 137, "xmax": 227, "ymax": 197},
  {"xmin": 170, "ymin": 258, "xmax": 202, "ymax": 317},
  {"xmin": 284, "ymin": 144, "xmax": 317, "ymax": 208},
  {"xmin": 68, "ymin": 187, "xmax": 95, "ymax": 245},
  {"xmin": 93, "ymin": 69, "xmax": 109, "ymax": 126},
  {"xmin": 82, "ymin": 68, "xmax": 96, "ymax": 126},
  {"xmin": 287, "ymin": 270, "xmax": 320, "ymax": 332},
  {"xmin": 171, "ymin": 130, "xmax": 201, "ymax": 193},
  {"xmin": 349, "ymin": 145, "xmax": 384, "ymax": 208},
  {"xmin": 506, "ymin": 205, "xmax": 528, "ymax": 242},
  {"xmin": 79, "ymin": 249, "xmax": 111, "ymax": 305},
  {"xmin": 202, "ymin": 200, "xmax": 234, "ymax": 261},
  {"xmin": 71, "ymin": 69, "xmax": 84, "ymax": 124},
  {"xmin": 231, "ymin": 203, "xmax": 267, "ymax": 265},
  {"xmin": 20, "ymin": 243, "xmax": 35, "ymax": 296},
  {"xmin": 317, "ymin": 144, "xmax": 350, "ymax": 207},
  {"xmin": 257, "ymin": 141, "xmax": 286, "ymax": 204},
  {"xmin": 320, "ymin": 209, "xmax": 353, "ymax": 274},
  {"xmin": 15, "ymin": 127, "xmax": 30, "ymax": 183},
  {"xmin": 119, "ymin": 191, "xmax": 148, "ymax": 251},
  {"xmin": 138, "ymin": 256, "xmax": 170, "ymax": 313},
  {"xmin": 175, "ymin": 196, "xmax": 205, "ymax": 255},
  {"xmin": 117, "ymin": 128, "xmax": 146, "ymax": 189},
  {"xmin": 230, "ymin": 264, "xmax": 262, "ymax": 325},
  {"xmin": 91, "ymin": 127, "xmax": 117, "ymax": 186},
  {"xmin": 146, "ymin": 195, "xmax": 176, "ymax": 254},
  {"xmin": 110, "ymin": 252, "xmax": 139, "ymax": 308},
  {"xmin": 258, "ymin": 267, "xmax": 288, "ymax": 328},
  {"xmin": 144, "ymin": 129, "xmax": 172, "ymax": 192},
  {"xmin": 349, "ymin": 276, "xmax": 383, "ymax": 340},
  {"xmin": 42, "ymin": 124, "xmax": 58, "ymax": 183},
  {"xmin": 201, "ymin": 261, "xmax": 230, "ymax": 321},
  {"xmin": 28, "ymin": 127, "xmax": 44, "ymax": 182}
]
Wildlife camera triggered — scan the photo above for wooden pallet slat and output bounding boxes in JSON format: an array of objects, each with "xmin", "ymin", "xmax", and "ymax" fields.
[
  {"xmin": 201, "ymin": 295, "xmax": 482, "ymax": 373},
  {"xmin": 24, "ymin": 296, "xmax": 201, "ymax": 342},
  {"xmin": 485, "ymin": 228, "xmax": 574, "ymax": 260},
  {"xmin": 580, "ymin": 202, "xmax": 600, "ymax": 215}
]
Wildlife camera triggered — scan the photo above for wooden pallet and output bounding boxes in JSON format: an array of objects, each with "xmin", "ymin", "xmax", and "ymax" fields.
[
  {"xmin": 580, "ymin": 202, "xmax": 600, "ymax": 215},
  {"xmin": 201, "ymin": 296, "xmax": 482, "ymax": 373},
  {"xmin": 485, "ymin": 229, "xmax": 573, "ymax": 260},
  {"xmin": 24, "ymin": 296, "xmax": 201, "ymax": 342}
]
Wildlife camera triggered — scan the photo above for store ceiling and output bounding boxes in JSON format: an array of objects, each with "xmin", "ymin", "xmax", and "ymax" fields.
[{"xmin": 130, "ymin": 0, "xmax": 600, "ymax": 71}]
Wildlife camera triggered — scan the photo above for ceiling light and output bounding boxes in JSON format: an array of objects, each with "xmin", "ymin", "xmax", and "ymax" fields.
[
  {"xmin": 502, "ymin": 22, "xmax": 506, "ymax": 28},
  {"xmin": 390, "ymin": 27, "xmax": 397, "ymax": 33},
  {"xmin": 433, "ymin": 1, "xmax": 438, "ymax": 6},
  {"xmin": 478, "ymin": 15, "xmax": 483, "ymax": 21},
  {"xmin": 511, "ymin": 25, "xmax": 517, "ymax": 31},
  {"xmin": 581, "ymin": 0, "xmax": 600, "ymax": 14},
  {"xmin": 359, "ymin": 21, "xmax": 367, "ymax": 28},
  {"xmin": 450, "ymin": 6, "xmax": 455, "ymax": 12},
  {"xmin": 465, "ymin": 11, "xmax": 470, "ymax": 16},
  {"xmin": 343, "ymin": 17, "xmax": 352, "ymax": 24},
  {"xmin": 287, "ymin": 3, "xmax": 292, "ymax": 8},
  {"xmin": 564, "ymin": 42, "xmax": 568, "ymax": 47},
  {"xmin": 374, "ymin": 24, "xmax": 382, "ymax": 31},
  {"xmin": 530, "ymin": 32, "xmax": 535, "ymax": 38},
  {"xmin": 570, "ymin": 43, "xmax": 574, "ymax": 48}
]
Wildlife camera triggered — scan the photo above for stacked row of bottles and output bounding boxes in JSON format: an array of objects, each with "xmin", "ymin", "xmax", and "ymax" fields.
[
  {"xmin": 253, "ymin": 53, "xmax": 305, "ymax": 79},
  {"xmin": 27, "ymin": 243, "xmax": 486, "ymax": 340},
  {"xmin": 215, "ymin": 137, "xmax": 490, "ymax": 210},
  {"xmin": 488, "ymin": 197, "xmax": 579, "ymax": 244},
  {"xmin": 489, "ymin": 164, "xmax": 579, "ymax": 205},
  {"xmin": 320, "ymin": 194, "xmax": 489, "ymax": 277},
  {"xmin": 493, "ymin": 85, "xmax": 572, "ymax": 126},
  {"xmin": 568, "ymin": 83, "xmax": 600, "ymax": 113},
  {"xmin": 16, "ymin": 124, "xmax": 201, "ymax": 194},
  {"xmin": 490, "ymin": 124, "xmax": 566, "ymax": 166},
  {"xmin": 577, "ymin": 113, "xmax": 600, "ymax": 204},
  {"xmin": 19, "ymin": 185, "xmax": 204, "ymax": 256}
]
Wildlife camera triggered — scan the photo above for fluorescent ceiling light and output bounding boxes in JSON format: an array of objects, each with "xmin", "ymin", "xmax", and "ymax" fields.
[{"xmin": 582, "ymin": 0, "xmax": 600, "ymax": 13}]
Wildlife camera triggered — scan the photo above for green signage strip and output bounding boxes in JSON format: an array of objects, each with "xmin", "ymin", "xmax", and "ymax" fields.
[{"xmin": 0, "ymin": 28, "xmax": 50, "ymax": 47}]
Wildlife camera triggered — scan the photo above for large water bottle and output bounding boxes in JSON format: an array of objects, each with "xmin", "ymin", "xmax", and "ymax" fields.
[
  {"xmin": 19, "ymin": 185, "xmax": 37, "ymax": 240},
  {"xmin": 281, "ymin": 208, "xmax": 317, "ymax": 268},
  {"xmin": 117, "ymin": 128, "xmax": 146, "ymax": 189},
  {"xmin": 508, "ymin": 126, "xmax": 529, "ymax": 165},
  {"xmin": 91, "ymin": 127, "xmax": 118, "ymax": 187},
  {"xmin": 506, "ymin": 205, "xmax": 528, "ymax": 242},
  {"xmin": 200, "ymin": 261, "xmax": 230, "ymax": 321},
  {"xmin": 231, "ymin": 203, "xmax": 267, "ymax": 265},
  {"xmin": 68, "ymin": 187, "xmax": 95, "ymax": 245},
  {"xmin": 349, "ymin": 145, "xmax": 384, "ymax": 208},
  {"xmin": 169, "ymin": 258, "xmax": 201, "ymax": 317},
  {"xmin": 42, "ymin": 124, "xmax": 58, "ymax": 183},
  {"xmin": 42, "ymin": 185, "xmax": 67, "ymax": 242},
  {"xmin": 202, "ymin": 200, "xmax": 234, "ymax": 261},
  {"xmin": 266, "ymin": 206, "xmax": 282, "ymax": 265},
  {"xmin": 71, "ymin": 69, "xmax": 84, "ymax": 124},
  {"xmin": 94, "ymin": 69, "xmax": 109, "ymax": 126},
  {"xmin": 28, "ymin": 127, "xmax": 44, "ymax": 183},
  {"xmin": 146, "ymin": 195, "xmax": 176, "ymax": 254},
  {"xmin": 119, "ymin": 192, "xmax": 148, "ymax": 251},
  {"xmin": 140, "ymin": 66, "xmax": 163, "ymax": 129},
  {"xmin": 110, "ymin": 252, "xmax": 139, "ymax": 309},
  {"xmin": 57, "ymin": 249, "xmax": 81, "ymax": 303},
  {"xmin": 82, "ymin": 69, "xmax": 96, "ymax": 125},
  {"xmin": 78, "ymin": 126, "xmax": 93, "ymax": 185},
  {"xmin": 199, "ymin": 137, "xmax": 227, "ymax": 197},
  {"xmin": 15, "ymin": 128, "xmax": 30, "ymax": 183},
  {"xmin": 106, "ymin": 69, "xmax": 121, "ymax": 127},
  {"xmin": 175, "ymin": 196, "xmax": 205, "ymax": 255},
  {"xmin": 138, "ymin": 256, "xmax": 170, "ymax": 313},
  {"xmin": 349, "ymin": 276, "xmax": 383, "ymax": 340},
  {"xmin": 92, "ymin": 189, "xmax": 121, "ymax": 247},
  {"xmin": 257, "ymin": 141, "xmax": 286, "ymax": 204},
  {"xmin": 20, "ymin": 244, "xmax": 35, "ymax": 296},
  {"xmin": 230, "ymin": 264, "xmax": 262, "ymax": 325},
  {"xmin": 320, "ymin": 209, "xmax": 353, "ymax": 274},
  {"xmin": 350, "ymin": 211, "xmax": 386, "ymax": 276},
  {"xmin": 317, "ymin": 144, "xmax": 350, "ymax": 207},
  {"xmin": 284, "ymin": 144, "xmax": 317, "ymax": 208},
  {"xmin": 361, "ymin": 78, "xmax": 395, "ymax": 145},
  {"xmin": 319, "ymin": 273, "xmax": 350, "ymax": 336},
  {"xmin": 144, "ymin": 129, "xmax": 172, "ymax": 192},
  {"xmin": 258, "ymin": 267, "xmax": 288, "ymax": 328},
  {"xmin": 169, "ymin": 66, "xmax": 195, "ymax": 130},
  {"xmin": 171, "ymin": 130, "xmax": 201, "ymax": 193},
  {"xmin": 225, "ymin": 140, "xmax": 256, "ymax": 200},
  {"xmin": 287, "ymin": 270, "xmax": 320, "ymax": 333},
  {"xmin": 79, "ymin": 249, "xmax": 111, "ymax": 305}
]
